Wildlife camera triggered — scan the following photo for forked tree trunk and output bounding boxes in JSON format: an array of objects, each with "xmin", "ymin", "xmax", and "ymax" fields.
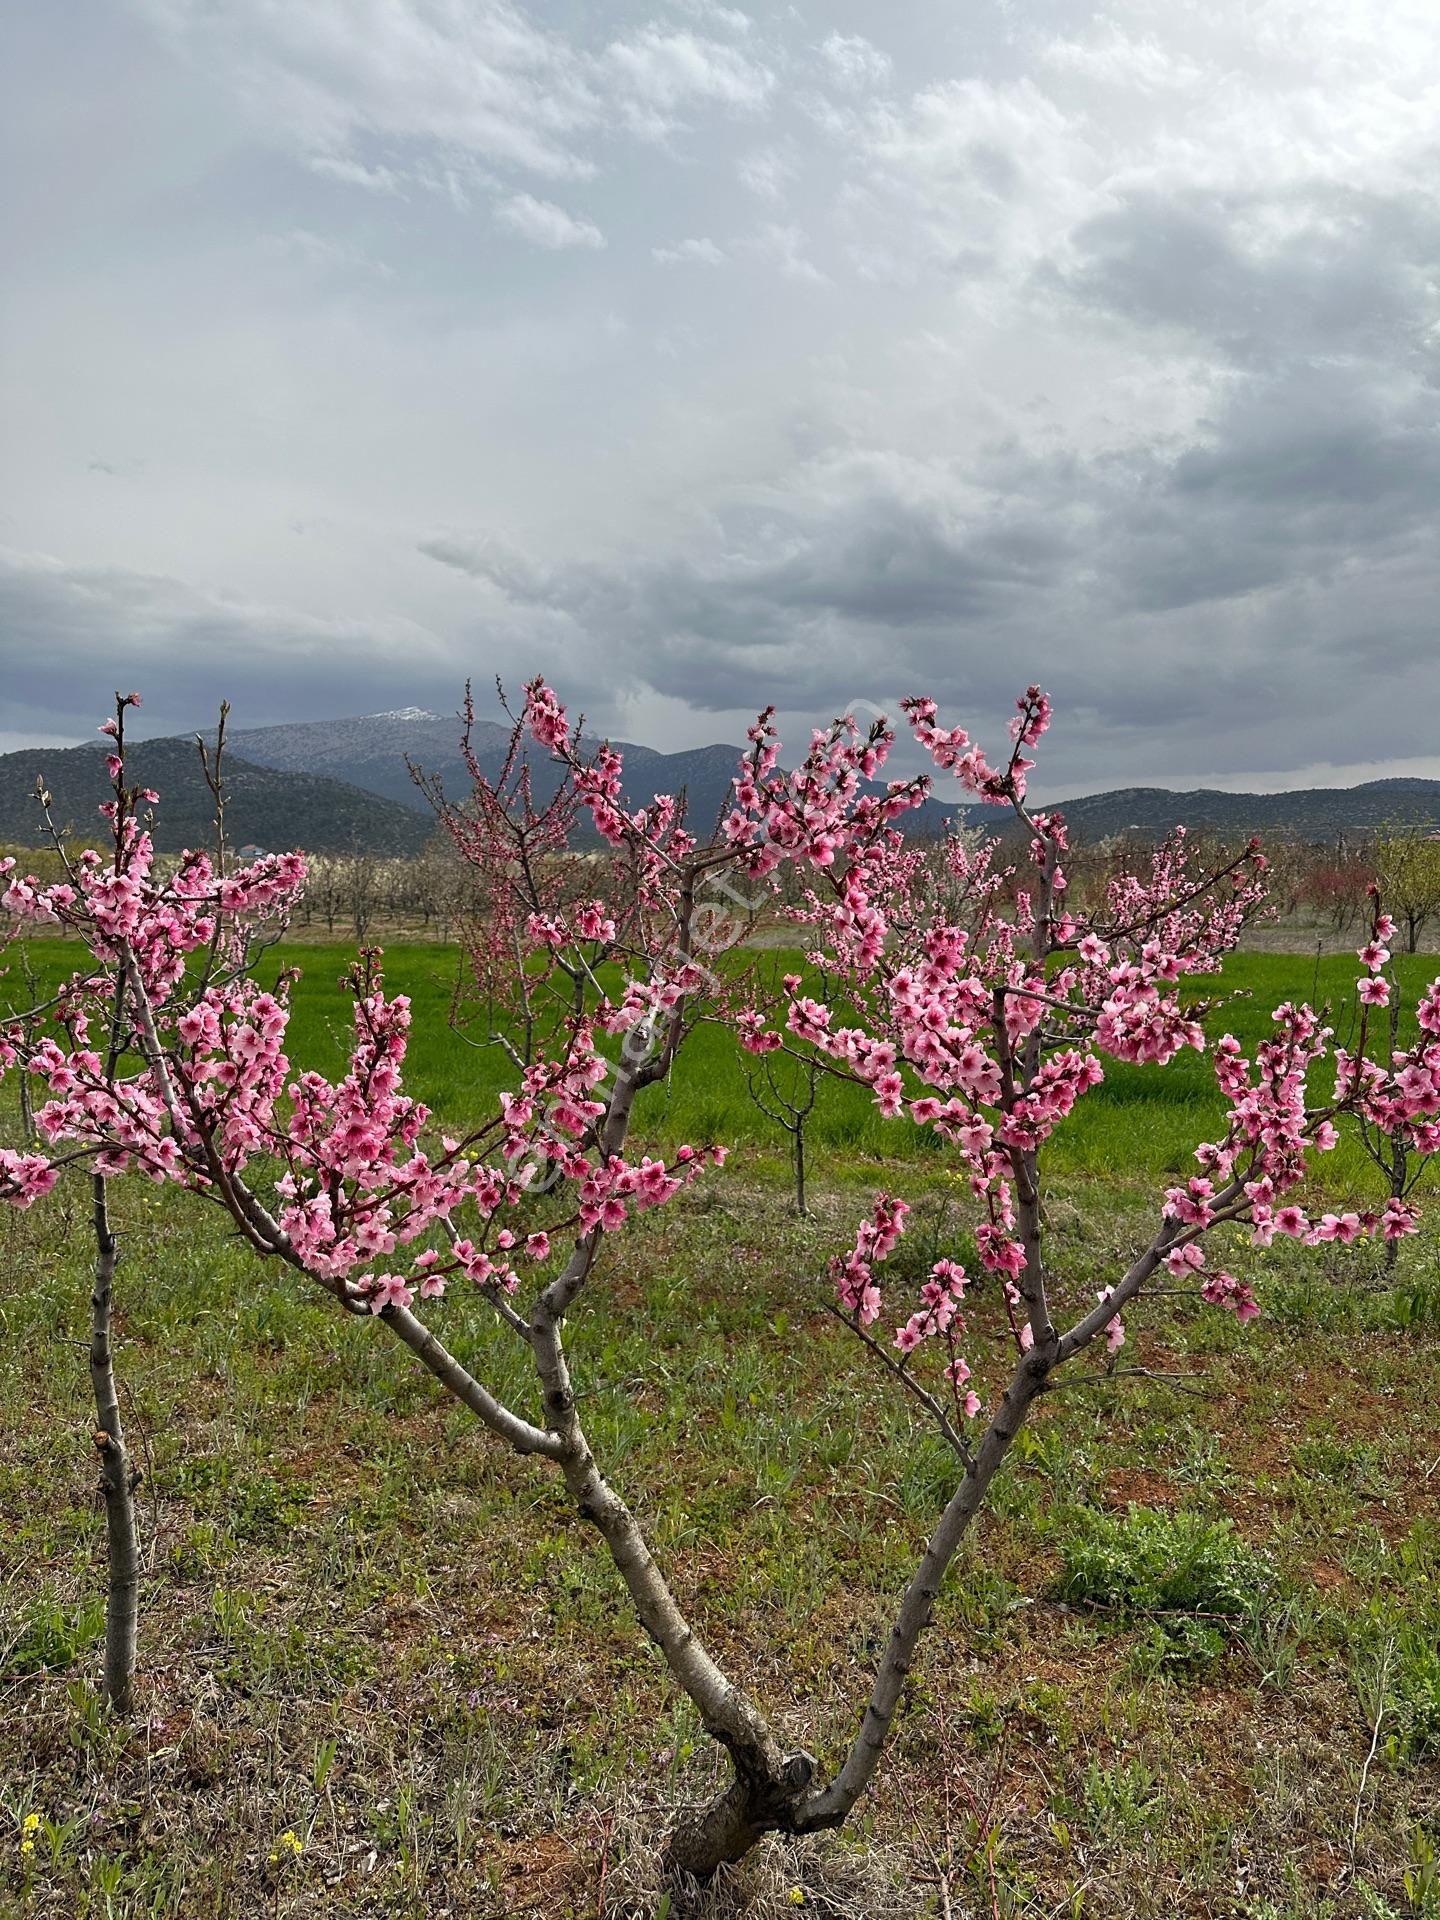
[
  {"xmin": 661, "ymin": 1353, "xmax": 1054, "ymax": 1877},
  {"xmin": 666, "ymin": 1750, "xmax": 818, "ymax": 1878},
  {"xmin": 90, "ymin": 1173, "xmax": 139, "ymax": 1714}
]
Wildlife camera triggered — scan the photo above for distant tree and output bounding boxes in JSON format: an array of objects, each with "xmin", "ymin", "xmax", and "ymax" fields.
[
  {"xmin": 1300, "ymin": 849, "xmax": 1375, "ymax": 936},
  {"xmin": 1250, "ymin": 837, "xmax": 1306, "ymax": 918},
  {"xmin": 1, "ymin": 695, "xmax": 305, "ymax": 1713},
  {"xmin": 1375, "ymin": 825, "xmax": 1440, "ymax": 953},
  {"xmin": 412, "ymin": 835, "xmax": 473, "ymax": 942},
  {"xmin": 745, "ymin": 1020, "xmax": 822, "ymax": 1215},
  {"xmin": 345, "ymin": 849, "xmax": 379, "ymax": 940},
  {"xmin": 304, "ymin": 854, "xmax": 344, "ymax": 935}
]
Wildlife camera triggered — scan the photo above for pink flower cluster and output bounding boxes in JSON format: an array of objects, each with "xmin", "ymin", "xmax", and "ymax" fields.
[
  {"xmin": 579, "ymin": 1145, "xmax": 725, "ymax": 1235},
  {"xmin": 715, "ymin": 684, "xmax": 1439, "ymax": 1416},
  {"xmin": 8, "ymin": 680, "xmax": 1437, "ymax": 1422},
  {"xmin": 0, "ymin": 1148, "xmax": 56, "ymax": 1208},
  {"xmin": 722, "ymin": 707, "xmax": 929, "ymax": 878},
  {"xmin": 831, "ymin": 1194, "xmax": 910, "ymax": 1327},
  {"xmin": 1, "ymin": 693, "xmax": 740, "ymax": 1318}
]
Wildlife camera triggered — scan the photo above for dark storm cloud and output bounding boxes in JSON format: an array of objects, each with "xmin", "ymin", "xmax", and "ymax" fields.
[
  {"xmin": 6, "ymin": 1, "xmax": 1440, "ymax": 786},
  {"xmin": 1055, "ymin": 185, "xmax": 1440, "ymax": 366},
  {"xmin": 420, "ymin": 320, "xmax": 1440, "ymax": 783},
  {"xmin": 0, "ymin": 554, "xmax": 508, "ymax": 739}
]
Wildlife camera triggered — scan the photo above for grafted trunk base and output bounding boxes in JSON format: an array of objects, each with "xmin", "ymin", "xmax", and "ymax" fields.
[{"xmin": 664, "ymin": 1749, "xmax": 817, "ymax": 1881}]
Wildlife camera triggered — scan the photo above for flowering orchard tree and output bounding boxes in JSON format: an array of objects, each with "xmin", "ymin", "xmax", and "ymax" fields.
[
  {"xmin": 561, "ymin": 685, "xmax": 1432, "ymax": 1862},
  {"xmin": 0, "ymin": 681, "xmax": 869, "ymax": 1804},
  {"xmin": 1346, "ymin": 890, "xmax": 1440, "ymax": 1267},
  {"xmin": 1, "ymin": 694, "xmax": 307, "ymax": 1712},
  {"xmin": 410, "ymin": 682, "xmax": 590, "ymax": 1069},
  {"xmin": 5, "ymin": 682, "xmax": 1440, "ymax": 1879}
]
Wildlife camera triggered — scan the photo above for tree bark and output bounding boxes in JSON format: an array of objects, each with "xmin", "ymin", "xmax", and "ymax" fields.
[
  {"xmin": 1385, "ymin": 1134, "xmax": 1406, "ymax": 1271},
  {"xmin": 90, "ymin": 1173, "xmax": 139, "ymax": 1715},
  {"xmin": 524, "ymin": 1057, "xmax": 816, "ymax": 1877},
  {"xmin": 666, "ymin": 1750, "xmax": 817, "ymax": 1877},
  {"xmin": 792, "ymin": 1352, "xmax": 1050, "ymax": 1836}
]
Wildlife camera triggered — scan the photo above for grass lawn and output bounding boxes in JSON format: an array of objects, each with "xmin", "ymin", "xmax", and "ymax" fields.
[
  {"xmin": 8, "ymin": 940, "xmax": 1439, "ymax": 1182},
  {"xmin": 2, "ymin": 941, "xmax": 1438, "ymax": 1917}
]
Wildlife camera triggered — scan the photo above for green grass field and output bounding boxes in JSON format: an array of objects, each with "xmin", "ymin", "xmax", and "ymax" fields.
[
  {"xmin": 2, "ymin": 941, "xmax": 1439, "ymax": 1918},
  {"xmin": 8, "ymin": 939, "xmax": 1438, "ymax": 1183}
]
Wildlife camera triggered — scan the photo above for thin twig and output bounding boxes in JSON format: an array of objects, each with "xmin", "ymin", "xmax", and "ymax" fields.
[
  {"xmin": 1344, "ymin": 1640, "xmax": 1392, "ymax": 1886},
  {"xmin": 827, "ymin": 1303, "xmax": 974, "ymax": 1464}
]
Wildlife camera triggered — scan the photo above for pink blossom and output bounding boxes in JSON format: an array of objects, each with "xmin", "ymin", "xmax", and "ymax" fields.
[
  {"xmin": 1200, "ymin": 1272, "xmax": 1260, "ymax": 1322},
  {"xmin": 367, "ymin": 1274, "xmax": 415, "ymax": 1314},
  {"xmin": 9, "ymin": 680, "xmax": 1438, "ymax": 1498}
]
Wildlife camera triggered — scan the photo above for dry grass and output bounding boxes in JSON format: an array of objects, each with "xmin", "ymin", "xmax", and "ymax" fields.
[{"xmin": 3, "ymin": 1092, "xmax": 1440, "ymax": 1914}]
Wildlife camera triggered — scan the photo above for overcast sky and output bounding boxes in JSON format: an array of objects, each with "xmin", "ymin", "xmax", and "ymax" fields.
[{"xmin": 3, "ymin": 0, "xmax": 1438, "ymax": 798}]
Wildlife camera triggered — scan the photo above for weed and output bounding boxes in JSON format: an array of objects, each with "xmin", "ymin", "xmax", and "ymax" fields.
[{"xmin": 0, "ymin": 1588, "xmax": 106, "ymax": 1680}]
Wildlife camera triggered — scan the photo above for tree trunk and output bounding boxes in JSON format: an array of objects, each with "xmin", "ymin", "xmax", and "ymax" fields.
[
  {"xmin": 793, "ymin": 1121, "xmax": 806, "ymax": 1218},
  {"xmin": 90, "ymin": 1174, "xmax": 139, "ymax": 1715},
  {"xmin": 666, "ymin": 1751, "xmax": 816, "ymax": 1877},
  {"xmin": 663, "ymin": 1354, "xmax": 1055, "ymax": 1877},
  {"xmin": 1385, "ymin": 1139, "xmax": 1406, "ymax": 1271}
]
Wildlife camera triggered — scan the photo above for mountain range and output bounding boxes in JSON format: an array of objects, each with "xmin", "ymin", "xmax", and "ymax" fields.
[
  {"xmin": 3, "ymin": 707, "xmax": 1439, "ymax": 855},
  {"xmin": 0, "ymin": 736, "xmax": 432, "ymax": 855},
  {"xmin": 1011, "ymin": 778, "xmax": 1440, "ymax": 843},
  {"xmin": 223, "ymin": 713, "xmax": 1440, "ymax": 844},
  {"xmin": 224, "ymin": 707, "xmax": 959, "ymax": 839}
]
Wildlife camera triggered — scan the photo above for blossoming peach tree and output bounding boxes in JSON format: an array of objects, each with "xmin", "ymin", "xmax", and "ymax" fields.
[
  {"xmin": 3, "ymin": 682, "xmax": 1438, "ymax": 1879},
  {"xmin": 1, "ymin": 694, "xmax": 307, "ymax": 1713}
]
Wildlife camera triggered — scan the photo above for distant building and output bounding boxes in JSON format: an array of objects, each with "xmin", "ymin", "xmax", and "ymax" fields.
[{"xmin": 236, "ymin": 844, "xmax": 267, "ymax": 861}]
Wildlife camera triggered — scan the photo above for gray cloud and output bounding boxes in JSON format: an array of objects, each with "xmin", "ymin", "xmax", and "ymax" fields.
[
  {"xmin": 0, "ymin": 548, "xmax": 489, "ymax": 739},
  {"xmin": 4, "ymin": 0, "xmax": 1440, "ymax": 796},
  {"xmin": 1056, "ymin": 185, "xmax": 1440, "ymax": 367},
  {"xmin": 420, "ymin": 334, "xmax": 1440, "ymax": 784}
]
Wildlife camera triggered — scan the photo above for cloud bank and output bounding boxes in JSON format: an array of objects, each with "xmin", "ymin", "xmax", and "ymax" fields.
[{"xmin": 3, "ymin": 0, "xmax": 1438, "ymax": 796}]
